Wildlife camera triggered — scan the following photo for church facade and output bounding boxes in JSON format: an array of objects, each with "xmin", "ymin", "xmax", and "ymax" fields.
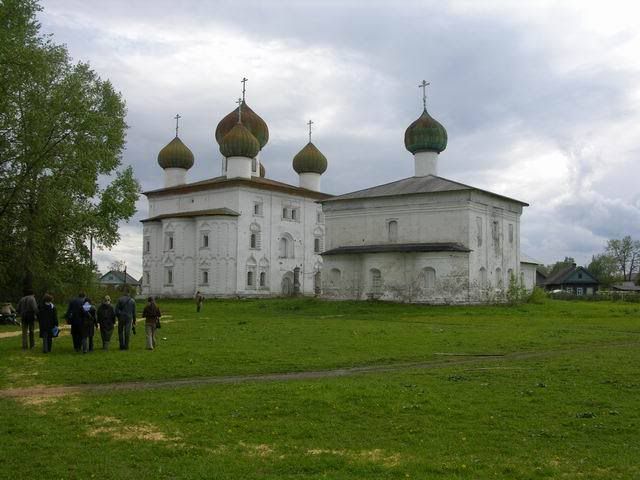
[
  {"xmin": 141, "ymin": 96, "xmax": 331, "ymax": 298},
  {"xmin": 140, "ymin": 81, "xmax": 532, "ymax": 303},
  {"xmin": 320, "ymin": 89, "xmax": 529, "ymax": 303}
]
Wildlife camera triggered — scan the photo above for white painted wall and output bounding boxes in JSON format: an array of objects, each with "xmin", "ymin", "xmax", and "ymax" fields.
[
  {"xmin": 414, "ymin": 151, "xmax": 438, "ymax": 176},
  {"xmin": 226, "ymin": 156, "xmax": 252, "ymax": 179},
  {"xmin": 321, "ymin": 188, "xmax": 524, "ymax": 303},
  {"xmin": 299, "ymin": 172, "xmax": 321, "ymax": 191},
  {"xmin": 520, "ymin": 262, "xmax": 537, "ymax": 291},
  {"xmin": 142, "ymin": 182, "xmax": 324, "ymax": 298},
  {"xmin": 164, "ymin": 168, "xmax": 187, "ymax": 188}
]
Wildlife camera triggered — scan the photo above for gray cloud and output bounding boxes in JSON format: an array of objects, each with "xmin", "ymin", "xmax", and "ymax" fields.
[{"xmin": 39, "ymin": 0, "xmax": 640, "ymax": 274}]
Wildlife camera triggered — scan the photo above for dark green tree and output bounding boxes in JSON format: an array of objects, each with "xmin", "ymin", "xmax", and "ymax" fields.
[
  {"xmin": 606, "ymin": 236, "xmax": 640, "ymax": 282},
  {"xmin": 587, "ymin": 253, "xmax": 620, "ymax": 287},
  {"xmin": 544, "ymin": 257, "xmax": 576, "ymax": 277},
  {"xmin": 0, "ymin": 0, "xmax": 139, "ymax": 300}
]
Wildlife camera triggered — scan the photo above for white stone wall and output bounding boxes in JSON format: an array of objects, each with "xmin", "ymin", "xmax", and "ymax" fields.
[
  {"xmin": 322, "ymin": 252, "xmax": 470, "ymax": 303},
  {"xmin": 321, "ymin": 189, "xmax": 524, "ymax": 303},
  {"xmin": 520, "ymin": 262, "xmax": 538, "ymax": 291},
  {"xmin": 142, "ymin": 183, "xmax": 324, "ymax": 298}
]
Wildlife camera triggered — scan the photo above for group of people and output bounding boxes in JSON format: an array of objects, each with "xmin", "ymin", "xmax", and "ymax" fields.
[{"xmin": 14, "ymin": 288, "xmax": 163, "ymax": 353}]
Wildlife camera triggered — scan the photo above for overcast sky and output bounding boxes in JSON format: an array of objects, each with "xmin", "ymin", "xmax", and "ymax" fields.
[{"xmin": 39, "ymin": 0, "xmax": 640, "ymax": 277}]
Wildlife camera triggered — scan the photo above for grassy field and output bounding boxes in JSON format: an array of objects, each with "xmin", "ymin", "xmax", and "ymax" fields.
[{"xmin": 1, "ymin": 298, "xmax": 639, "ymax": 479}]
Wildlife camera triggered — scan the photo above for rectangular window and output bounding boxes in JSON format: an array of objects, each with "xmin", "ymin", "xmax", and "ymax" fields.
[
  {"xmin": 576, "ymin": 287, "xmax": 583, "ymax": 296},
  {"xmin": 291, "ymin": 209, "xmax": 297, "ymax": 221},
  {"xmin": 165, "ymin": 268, "xmax": 173, "ymax": 285},
  {"xmin": 492, "ymin": 221, "xmax": 499, "ymax": 246},
  {"xmin": 314, "ymin": 237, "xmax": 321, "ymax": 253},
  {"xmin": 254, "ymin": 203, "xmax": 263, "ymax": 216},
  {"xmin": 476, "ymin": 217, "xmax": 482, "ymax": 247},
  {"xmin": 166, "ymin": 234, "xmax": 174, "ymax": 251},
  {"xmin": 202, "ymin": 233, "xmax": 209, "ymax": 248},
  {"xmin": 202, "ymin": 270, "xmax": 209, "ymax": 285},
  {"xmin": 282, "ymin": 207, "xmax": 288, "ymax": 219},
  {"xmin": 508, "ymin": 224, "xmax": 514, "ymax": 244},
  {"xmin": 144, "ymin": 237, "xmax": 151, "ymax": 254}
]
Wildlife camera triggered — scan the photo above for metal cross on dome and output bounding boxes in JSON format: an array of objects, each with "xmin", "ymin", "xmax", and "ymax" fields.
[
  {"xmin": 418, "ymin": 80, "xmax": 430, "ymax": 110},
  {"xmin": 307, "ymin": 119, "xmax": 314, "ymax": 142},
  {"xmin": 241, "ymin": 77, "xmax": 248, "ymax": 102},
  {"xmin": 174, "ymin": 113, "xmax": 181, "ymax": 137},
  {"xmin": 236, "ymin": 97, "xmax": 243, "ymax": 123}
]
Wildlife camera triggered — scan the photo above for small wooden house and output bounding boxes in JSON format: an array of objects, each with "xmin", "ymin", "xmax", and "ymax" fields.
[{"xmin": 544, "ymin": 264, "xmax": 599, "ymax": 295}]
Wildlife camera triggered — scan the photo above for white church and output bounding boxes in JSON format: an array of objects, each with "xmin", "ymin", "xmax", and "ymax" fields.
[{"xmin": 141, "ymin": 81, "xmax": 537, "ymax": 303}]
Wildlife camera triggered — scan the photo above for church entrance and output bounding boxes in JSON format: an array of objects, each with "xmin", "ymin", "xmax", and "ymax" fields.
[{"xmin": 281, "ymin": 271, "xmax": 294, "ymax": 296}]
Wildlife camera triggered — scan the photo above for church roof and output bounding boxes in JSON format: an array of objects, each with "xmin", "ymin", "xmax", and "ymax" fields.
[
  {"xmin": 322, "ymin": 175, "xmax": 528, "ymax": 206},
  {"xmin": 143, "ymin": 176, "xmax": 332, "ymax": 200},
  {"xmin": 140, "ymin": 208, "xmax": 240, "ymax": 223},
  {"xmin": 321, "ymin": 242, "xmax": 470, "ymax": 256},
  {"xmin": 520, "ymin": 253, "xmax": 542, "ymax": 265}
]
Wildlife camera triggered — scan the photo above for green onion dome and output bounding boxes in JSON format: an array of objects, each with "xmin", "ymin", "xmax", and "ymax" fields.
[
  {"xmin": 292, "ymin": 142, "xmax": 327, "ymax": 174},
  {"xmin": 157, "ymin": 136, "xmax": 194, "ymax": 170},
  {"xmin": 404, "ymin": 109, "xmax": 447, "ymax": 154},
  {"xmin": 215, "ymin": 101, "xmax": 269, "ymax": 150},
  {"xmin": 259, "ymin": 163, "xmax": 266, "ymax": 177},
  {"xmin": 219, "ymin": 122, "xmax": 260, "ymax": 159}
]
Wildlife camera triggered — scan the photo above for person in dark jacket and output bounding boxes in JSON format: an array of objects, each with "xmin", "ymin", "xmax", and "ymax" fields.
[
  {"xmin": 80, "ymin": 298, "xmax": 97, "ymax": 353},
  {"xmin": 65, "ymin": 292, "xmax": 86, "ymax": 352},
  {"xmin": 17, "ymin": 289, "xmax": 38, "ymax": 349},
  {"xmin": 38, "ymin": 293, "xmax": 58, "ymax": 353},
  {"xmin": 97, "ymin": 295, "xmax": 116, "ymax": 350},
  {"xmin": 115, "ymin": 288, "xmax": 136, "ymax": 350},
  {"xmin": 142, "ymin": 297, "xmax": 161, "ymax": 350}
]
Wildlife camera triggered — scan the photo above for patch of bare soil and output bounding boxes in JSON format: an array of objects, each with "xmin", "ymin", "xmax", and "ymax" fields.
[{"xmin": 87, "ymin": 416, "xmax": 182, "ymax": 443}]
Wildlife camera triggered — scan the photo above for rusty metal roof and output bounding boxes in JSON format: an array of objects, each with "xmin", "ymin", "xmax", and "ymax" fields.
[
  {"xmin": 140, "ymin": 208, "xmax": 240, "ymax": 223},
  {"xmin": 143, "ymin": 176, "xmax": 333, "ymax": 200},
  {"xmin": 321, "ymin": 242, "xmax": 470, "ymax": 255},
  {"xmin": 322, "ymin": 174, "xmax": 528, "ymax": 206}
]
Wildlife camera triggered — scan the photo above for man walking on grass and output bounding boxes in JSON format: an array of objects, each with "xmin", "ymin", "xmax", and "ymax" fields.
[
  {"xmin": 115, "ymin": 287, "xmax": 136, "ymax": 350},
  {"xmin": 195, "ymin": 290, "xmax": 204, "ymax": 313},
  {"xmin": 142, "ymin": 296, "xmax": 161, "ymax": 350},
  {"xmin": 17, "ymin": 289, "xmax": 38, "ymax": 350}
]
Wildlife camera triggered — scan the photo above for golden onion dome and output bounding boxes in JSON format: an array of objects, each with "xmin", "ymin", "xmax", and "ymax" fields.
[
  {"xmin": 292, "ymin": 142, "xmax": 327, "ymax": 174},
  {"xmin": 215, "ymin": 101, "xmax": 269, "ymax": 149},
  {"xmin": 157, "ymin": 136, "xmax": 194, "ymax": 170},
  {"xmin": 219, "ymin": 122, "xmax": 260, "ymax": 159}
]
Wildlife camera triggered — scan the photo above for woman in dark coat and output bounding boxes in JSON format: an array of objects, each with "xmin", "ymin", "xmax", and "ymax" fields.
[
  {"xmin": 38, "ymin": 293, "xmax": 58, "ymax": 353},
  {"xmin": 97, "ymin": 295, "xmax": 116, "ymax": 351},
  {"xmin": 80, "ymin": 298, "xmax": 97, "ymax": 353}
]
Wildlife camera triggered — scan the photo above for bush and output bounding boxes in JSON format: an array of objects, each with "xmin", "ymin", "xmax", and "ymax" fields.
[{"xmin": 527, "ymin": 287, "xmax": 548, "ymax": 304}]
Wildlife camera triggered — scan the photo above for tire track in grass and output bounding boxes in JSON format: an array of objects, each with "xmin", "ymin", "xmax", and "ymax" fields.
[{"xmin": 1, "ymin": 341, "xmax": 638, "ymax": 399}]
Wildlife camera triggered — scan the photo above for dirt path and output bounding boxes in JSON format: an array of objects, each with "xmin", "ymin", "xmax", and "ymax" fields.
[{"xmin": 1, "ymin": 341, "xmax": 637, "ymax": 399}]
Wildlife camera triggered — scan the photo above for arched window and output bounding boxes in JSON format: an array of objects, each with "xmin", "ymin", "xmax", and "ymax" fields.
[
  {"xmin": 314, "ymin": 271, "xmax": 321, "ymax": 294},
  {"xmin": 247, "ymin": 270, "xmax": 254, "ymax": 286},
  {"xmin": 314, "ymin": 237, "xmax": 321, "ymax": 253},
  {"xmin": 370, "ymin": 268, "xmax": 382, "ymax": 293},
  {"xmin": 279, "ymin": 234, "xmax": 294, "ymax": 258},
  {"xmin": 259, "ymin": 271, "xmax": 266, "ymax": 287},
  {"xmin": 330, "ymin": 268, "xmax": 341, "ymax": 286},
  {"xmin": 495, "ymin": 268, "xmax": 503, "ymax": 288},
  {"xmin": 422, "ymin": 267, "xmax": 436, "ymax": 290},
  {"xmin": 250, "ymin": 233, "xmax": 256, "ymax": 249},
  {"xmin": 249, "ymin": 223, "xmax": 261, "ymax": 249},
  {"xmin": 479, "ymin": 267, "xmax": 487, "ymax": 288},
  {"xmin": 388, "ymin": 220, "xmax": 398, "ymax": 243},
  {"xmin": 507, "ymin": 268, "xmax": 513, "ymax": 281}
]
